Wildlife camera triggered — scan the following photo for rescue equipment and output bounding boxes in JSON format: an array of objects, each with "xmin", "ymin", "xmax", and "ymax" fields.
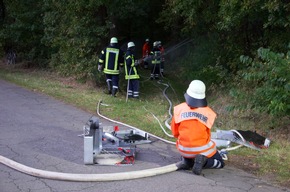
[
  {"xmin": 83, "ymin": 116, "xmax": 151, "ymax": 165},
  {"xmin": 211, "ymin": 129, "xmax": 271, "ymax": 150}
]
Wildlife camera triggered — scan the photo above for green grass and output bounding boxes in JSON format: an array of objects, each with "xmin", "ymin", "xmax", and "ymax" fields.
[
  {"xmin": 228, "ymin": 141, "xmax": 290, "ymax": 186},
  {"xmin": 0, "ymin": 65, "xmax": 289, "ymax": 188}
]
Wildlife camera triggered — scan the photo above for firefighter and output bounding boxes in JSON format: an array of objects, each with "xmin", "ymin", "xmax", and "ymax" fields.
[
  {"xmin": 142, "ymin": 38, "xmax": 150, "ymax": 69},
  {"xmin": 171, "ymin": 80, "xmax": 225, "ymax": 175},
  {"xmin": 157, "ymin": 41, "xmax": 165, "ymax": 76},
  {"xmin": 125, "ymin": 42, "xmax": 140, "ymax": 99},
  {"xmin": 150, "ymin": 41, "xmax": 161, "ymax": 80},
  {"xmin": 98, "ymin": 37, "xmax": 124, "ymax": 97}
]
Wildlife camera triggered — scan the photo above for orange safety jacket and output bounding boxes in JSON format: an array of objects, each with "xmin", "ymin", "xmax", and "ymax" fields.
[
  {"xmin": 171, "ymin": 102, "xmax": 217, "ymax": 158},
  {"xmin": 142, "ymin": 43, "xmax": 150, "ymax": 57}
]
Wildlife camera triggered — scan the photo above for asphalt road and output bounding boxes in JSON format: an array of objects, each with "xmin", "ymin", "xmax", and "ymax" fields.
[{"xmin": 0, "ymin": 79, "xmax": 289, "ymax": 192}]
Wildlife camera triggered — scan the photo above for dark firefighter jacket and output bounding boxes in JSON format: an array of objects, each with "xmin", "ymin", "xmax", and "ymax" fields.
[
  {"xmin": 98, "ymin": 45, "xmax": 124, "ymax": 75},
  {"xmin": 125, "ymin": 49, "xmax": 140, "ymax": 80},
  {"xmin": 151, "ymin": 47, "xmax": 161, "ymax": 65}
]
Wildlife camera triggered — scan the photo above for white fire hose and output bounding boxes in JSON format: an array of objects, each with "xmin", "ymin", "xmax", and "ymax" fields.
[
  {"xmin": 0, "ymin": 97, "xmax": 179, "ymax": 182},
  {"xmin": 0, "ymin": 155, "xmax": 178, "ymax": 182}
]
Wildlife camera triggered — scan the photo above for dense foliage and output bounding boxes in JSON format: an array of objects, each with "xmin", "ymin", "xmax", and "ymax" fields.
[
  {"xmin": 0, "ymin": 0, "xmax": 289, "ymax": 118},
  {"xmin": 0, "ymin": 0, "xmax": 164, "ymax": 79},
  {"xmin": 0, "ymin": 0, "xmax": 48, "ymax": 65},
  {"xmin": 232, "ymin": 47, "xmax": 290, "ymax": 116}
]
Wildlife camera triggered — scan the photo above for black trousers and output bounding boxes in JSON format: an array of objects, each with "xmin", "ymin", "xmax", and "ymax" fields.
[{"xmin": 182, "ymin": 151, "xmax": 225, "ymax": 169}]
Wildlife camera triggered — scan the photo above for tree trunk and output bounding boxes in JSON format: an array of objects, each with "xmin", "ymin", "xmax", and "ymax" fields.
[{"xmin": 0, "ymin": 0, "xmax": 5, "ymax": 21}]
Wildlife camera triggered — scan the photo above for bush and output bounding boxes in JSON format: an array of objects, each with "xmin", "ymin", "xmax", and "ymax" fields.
[
  {"xmin": 232, "ymin": 47, "xmax": 290, "ymax": 116},
  {"xmin": 172, "ymin": 34, "xmax": 228, "ymax": 87}
]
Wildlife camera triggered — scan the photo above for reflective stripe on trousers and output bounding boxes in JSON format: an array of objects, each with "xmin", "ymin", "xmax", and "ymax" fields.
[{"xmin": 177, "ymin": 141, "xmax": 216, "ymax": 158}]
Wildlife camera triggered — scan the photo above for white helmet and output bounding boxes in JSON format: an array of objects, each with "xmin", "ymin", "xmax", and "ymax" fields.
[
  {"xmin": 184, "ymin": 80, "xmax": 207, "ymax": 107},
  {"xmin": 153, "ymin": 41, "xmax": 158, "ymax": 47},
  {"xmin": 145, "ymin": 38, "xmax": 149, "ymax": 42},
  {"xmin": 128, "ymin": 42, "xmax": 135, "ymax": 48},
  {"xmin": 110, "ymin": 37, "xmax": 118, "ymax": 44}
]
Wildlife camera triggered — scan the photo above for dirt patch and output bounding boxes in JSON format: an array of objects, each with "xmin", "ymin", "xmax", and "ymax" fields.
[
  {"xmin": 227, "ymin": 154, "xmax": 260, "ymax": 173},
  {"xmin": 227, "ymin": 154, "xmax": 290, "ymax": 189}
]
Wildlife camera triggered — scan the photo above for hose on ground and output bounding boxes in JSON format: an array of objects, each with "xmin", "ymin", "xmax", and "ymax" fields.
[
  {"xmin": 0, "ymin": 100, "xmax": 178, "ymax": 182},
  {"xmin": 0, "ymin": 155, "xmax": 178, "ymax": 182}
]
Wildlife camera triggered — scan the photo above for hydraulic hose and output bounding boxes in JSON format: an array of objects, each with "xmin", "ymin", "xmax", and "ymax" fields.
[
  {"xmin": 143, "ymin": 106, "xmax": 173, "ymax": 138},
  {"xmin": 156, "ymin": 80, "xmax": 174, "ymax": 130},
  {"xmin": 0, "ymin": 155, "xmax": 178, "ymax": 182},
  {"xmin": 97, "ymin": 100, "xmax": 176, "ymax": 145}
]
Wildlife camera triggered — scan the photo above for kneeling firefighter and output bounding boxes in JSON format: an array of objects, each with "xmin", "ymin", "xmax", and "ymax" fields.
[
  {"xmin": 125, "ymin": 42, "xmax": 140, "ymax": 99},
  {"xmin": 171, "ymin": 80, "xmax": 225, "ymax": 175}
]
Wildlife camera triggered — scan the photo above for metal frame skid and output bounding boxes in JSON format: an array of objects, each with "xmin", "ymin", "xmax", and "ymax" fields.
[{"xmin": 83, "ymin": 116, "xmax": 151, "ymax": 165}]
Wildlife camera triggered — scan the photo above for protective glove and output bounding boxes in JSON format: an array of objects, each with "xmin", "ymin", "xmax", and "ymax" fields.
[
  {"xmin": 98, "ymin": 65, "xmax": 103, "ymax": 72},
  {"xmin": 134, "ymin": 60, "xmax": 139, "ymax": 67}
]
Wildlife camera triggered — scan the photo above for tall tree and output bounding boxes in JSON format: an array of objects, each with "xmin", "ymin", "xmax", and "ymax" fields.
[
  {"xmin": 0, "ymin": 0, "xmax": 48, "ymax": 64},
  {"xmin": 160, "ymin": 0, "xmax": 290, "ymax": 73},
  {"xmin": 0, "ymin": 0, "xmax": 5, "ymax": 21}
]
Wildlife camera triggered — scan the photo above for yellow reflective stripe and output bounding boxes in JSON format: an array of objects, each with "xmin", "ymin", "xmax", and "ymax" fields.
[
  {"xmin": 105, "ymin": 48, "xmax": 120, "ymax": 70},
  {"xmin": 126, "ymin": 74, "xmax": 139, "ymax": 79},
  {"xmin": 178, "ymin": 152, "xmax": 197, "ymax": 158},
  {"xmin": 133, "ymin": 67, "xmax": 138, "ymax": 74},
  {"xmin": 178, "ymin": 141, "xmax": 215, "ymax": 152},
  {"xmin": 103, "ymin": 69, "xmax": 119, "ymax": 75},
  {"xmin": 178, "ymin": 147, "xmax": 216, "ymax": 158},
  {"xmin": 152, "ymin": 60, "xmax": 161, "ymax": 64}
]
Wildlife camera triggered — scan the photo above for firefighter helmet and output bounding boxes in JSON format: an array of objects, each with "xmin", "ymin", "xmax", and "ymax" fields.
[
  {"xmin": 128, "ymin": 42, "xmax": 135, "ymax": 48},
  {"xmin": 184, "ymin": 80, "xmax": 207, "ymax": 107},
  {"xmin": 110, "ymin": 37, "xmax": 118, "ymax": 44}
]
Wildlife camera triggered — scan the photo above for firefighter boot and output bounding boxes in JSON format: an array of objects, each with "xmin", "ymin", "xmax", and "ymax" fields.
[
  {"xmin": 192, "ymin": 154, "xmax": 207, "ymax": 175},
  {"xmin": 105, "ymin": 81, "xmax": 112, "ymax": 94},
  {"xmin": 112, "ymin": 88, "xmax": 118, "ymax": 97},
  {"xmin": 176, "ymin": 157, "xmax": 193, "ymax": 170}
]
